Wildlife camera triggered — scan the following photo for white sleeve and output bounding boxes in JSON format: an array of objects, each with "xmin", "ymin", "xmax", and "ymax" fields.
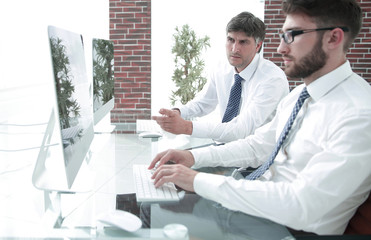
[
  {"xmin": 191, "ymin": 108, "xmax": 280, "ymax": 169},
  {"xmin": 177, "ymin": 74, "xmax": 219, "ymax": 120},
  {"xmin": 191, "ymin": 75, "xmax": 289, "ymax": 142}
]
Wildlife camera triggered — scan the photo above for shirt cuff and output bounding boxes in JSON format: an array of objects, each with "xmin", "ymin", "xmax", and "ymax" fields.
[
  {"xmin": 194, "ymin": 172, "xmax": 226, "ymax": 200},
  {"xmin": 190, "ymin": 147, "xmax": 211, "ymax": 169},
  {"xmin": 191, "ymin": 121, "xmax": 210, "ymax": 138},
  {"xmin": 177, "ymin": 106, "xmax": 188, "ymax": 119}
]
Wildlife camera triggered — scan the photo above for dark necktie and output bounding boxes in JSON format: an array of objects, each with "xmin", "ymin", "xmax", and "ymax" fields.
[
  {"xmin": 246, "ymin": 87, "xmax": 311, "ymax": 180},
  {"xmin": 222, "ymin": 74, "xmax": 243, "ymax": 123}
]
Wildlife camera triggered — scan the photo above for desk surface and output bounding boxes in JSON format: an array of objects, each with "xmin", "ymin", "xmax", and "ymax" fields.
[{"xmin": 0, "ymin": 132, "xmax": 295, "ymax": 239}]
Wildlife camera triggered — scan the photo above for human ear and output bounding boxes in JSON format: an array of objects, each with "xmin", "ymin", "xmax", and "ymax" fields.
[
  {"xmin": 256, "ymin": 41, "xmax": 263, "ymax": 52},
  {"xmin": 325, "ymin": 28, "xmax": 345, "ymax": 50}
]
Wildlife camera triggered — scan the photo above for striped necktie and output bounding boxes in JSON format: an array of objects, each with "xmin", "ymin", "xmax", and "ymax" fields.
[
  {"xmin": 222, "ymin": 74, "xmax": 243, "ymax": 123},
  {"xmin": 246, "ymin": 87, "xmax": 310, "ymax": 180}
]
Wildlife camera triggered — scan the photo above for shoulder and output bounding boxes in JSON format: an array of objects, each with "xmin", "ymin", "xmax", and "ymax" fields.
[
  {"xmin": 254, "ymin": 56, "xmax": 286, "ymax": 79},
  {"xmin": 330, "ymin": 73, "xmax": 371, "ymax": 113},
  {"xmin": 253, "ymin": 57, "xmax": 288, "ymax": 88},
  {"xmin": 208, "ymin": 59, "xmax": 234, "ymax": 81},
  {"xmin": 258, "ymin": 57, "xmax": 286, "ymax": 75}
]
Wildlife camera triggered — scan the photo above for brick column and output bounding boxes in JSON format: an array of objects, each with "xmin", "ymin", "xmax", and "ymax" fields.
[
  {"xmin": 264, "ymin": 0, "xmax": 371, "ymax": 90},
  {"xmin": 110, "ymin": 0, "xmax": 151, "ymax": 133}
]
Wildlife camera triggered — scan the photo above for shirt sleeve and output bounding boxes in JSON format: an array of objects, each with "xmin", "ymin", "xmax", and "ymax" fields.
[
  {"xmin": 193, "ymin": 110, "xmax": 371, "ymax": 234},
  {"xmin": 191, "ymin": 108, "xmax": 279, "ymax": 169},
  {"xmin": 191, "ymin": 75, "xmax": 289, "ymax": 143},
  {"xmin": 177, "ymin": 73, "xmax": 219, "ymax": 120}
]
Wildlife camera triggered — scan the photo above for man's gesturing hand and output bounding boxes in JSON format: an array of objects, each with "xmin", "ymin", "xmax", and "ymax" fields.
[{"xmin": 152, "ymin": 108, "xmax": 193, "ymax": 135}]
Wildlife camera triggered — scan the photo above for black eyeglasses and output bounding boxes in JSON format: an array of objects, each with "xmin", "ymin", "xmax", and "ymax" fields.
[{"xmin": 281, "ymin": 27, "xmax": 349, "ymax": 44}]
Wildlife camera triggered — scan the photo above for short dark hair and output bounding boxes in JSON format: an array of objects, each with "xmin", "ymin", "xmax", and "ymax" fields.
[
  {"xmin": 226, "ymin": 11, "xmax": 266, "ymax": 45},
  {"xmin": 282, "ymin": 0, "xmax": 362, "ymax": 51}
]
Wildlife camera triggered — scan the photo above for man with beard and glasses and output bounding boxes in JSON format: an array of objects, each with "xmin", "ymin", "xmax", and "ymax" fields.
[
  {"xmin": 148, "ymin": 0, "xmax": 371, "ymax": 236},
  {"xmin": 152, "ymin": 12, "xmax": 289, "ymax": 143}
]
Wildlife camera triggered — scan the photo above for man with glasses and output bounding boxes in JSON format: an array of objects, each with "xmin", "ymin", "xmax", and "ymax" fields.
[{"xmin": 149, "ymin": 0, "xmax": 371, "ymax": 236}]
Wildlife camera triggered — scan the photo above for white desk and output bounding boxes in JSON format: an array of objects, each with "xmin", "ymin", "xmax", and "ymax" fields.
[
  {"xmin": 1, "ymin": 129, "xmax": 364, "ymax": 239},
  {"xmin": 0, "ymin": 132, "xmax": 215, "ymax": 239}
]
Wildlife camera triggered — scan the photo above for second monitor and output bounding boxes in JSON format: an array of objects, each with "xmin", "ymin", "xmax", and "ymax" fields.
[{"xmin": 92, "ymin": 38, "xmax": 115, "ymax": 132}]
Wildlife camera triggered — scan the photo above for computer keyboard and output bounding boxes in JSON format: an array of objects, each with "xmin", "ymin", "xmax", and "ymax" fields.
[
  {"xmin": 133, "ymin": 164, "xmax": 180, "ymax": 202},
  {"xmin": 136, "ymin": 119, "xmax": 162, "ymax": 133}
]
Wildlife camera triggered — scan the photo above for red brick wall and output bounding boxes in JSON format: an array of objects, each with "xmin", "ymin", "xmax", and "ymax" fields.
[
  {"xmin": 264, "ymin": 0, "xmax": 371, "ymax": 90},
  {"xmin": 109, "ymin": 0, "xmax": 151, "ymax": 133}
]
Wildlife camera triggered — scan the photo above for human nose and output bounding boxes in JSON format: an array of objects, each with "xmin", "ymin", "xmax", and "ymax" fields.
[
  {"xmin": 277, "ymin": 37, "xmax": 288, "ymax": 55},
  {"xmin": 232, "ymin": 42, "xmax": 240, "ymax": 53}
]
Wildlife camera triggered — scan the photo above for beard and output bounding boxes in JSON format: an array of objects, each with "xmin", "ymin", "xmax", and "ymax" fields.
[{"xmin": 284, "ymin": 38, "xmax": 328, "ymax": 79}]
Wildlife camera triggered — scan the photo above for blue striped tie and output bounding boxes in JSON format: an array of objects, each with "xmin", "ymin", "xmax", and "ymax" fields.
[
  {"xmin": 246, "ymin": 87, "xmax": 310, "ymax": 180},
  {"xmin": 222, "ymin": 74, "xmax": 243, "ymax": 123}
]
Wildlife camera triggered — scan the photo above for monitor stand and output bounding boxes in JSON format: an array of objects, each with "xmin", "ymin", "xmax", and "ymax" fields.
[
  {"xmin": 32, "ymin": 110, "xmax": 94, "ymax": 228},
  {"xmin": 42, "ymin": 190, "xmax": 64, "ymax": 228},
  {"xmin": 40, "ymin": 159, "xmax": 94, "ymax": 229}
]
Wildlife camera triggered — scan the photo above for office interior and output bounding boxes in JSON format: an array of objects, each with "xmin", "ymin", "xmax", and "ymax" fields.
[{"xmin": 1, "ymin": 0, "xmax": 370, "ymax": 239}]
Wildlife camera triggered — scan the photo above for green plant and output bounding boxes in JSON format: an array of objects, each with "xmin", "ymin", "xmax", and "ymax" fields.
[{"xmin": 170, "ymin": 24, "xmax": 210, "ymax": 105}]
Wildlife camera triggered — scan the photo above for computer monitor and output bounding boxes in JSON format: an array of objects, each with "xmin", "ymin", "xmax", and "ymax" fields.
[
  {"xmin": 32, "ymin": 25, "xmax": 95, "ymax": 228},
  {"xmin": 33, "ymin": 25, "xmax": 94, "ymax": 194},
  {"xmin": 92, "ymin": 38, "xmax": 115, "ymax": 132}
]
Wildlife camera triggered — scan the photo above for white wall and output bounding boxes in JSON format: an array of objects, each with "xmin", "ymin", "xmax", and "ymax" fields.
[
  {"xmin": 0, "ymin": 0, "xmax": 108, "ymax": 164},
  {"xmin": 151, "ymin": 0, "xmax": 264, "ymax": 116}
]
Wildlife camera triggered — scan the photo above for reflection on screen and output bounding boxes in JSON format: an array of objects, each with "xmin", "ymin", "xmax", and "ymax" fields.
[
  {"xmin": 92, "ymin": 38, "xmax": 115, "ymax": 126},
  {"xmin": 48, "ymin": 25, "xmax": 94, "ymax": 189}
]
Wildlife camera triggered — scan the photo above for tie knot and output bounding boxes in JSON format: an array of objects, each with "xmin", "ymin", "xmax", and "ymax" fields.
[
  {"xmin": 234, "ymin": 74, "xmax": 244, "ymax": 83},
  {"xmin": 299, "ymin": 87, "xmax": 310, "ymax": 101}
]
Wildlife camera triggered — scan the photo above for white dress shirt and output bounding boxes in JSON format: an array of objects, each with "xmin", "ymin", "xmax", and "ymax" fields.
[
  {"xmin": 177, "ymin": 54, "xmax": 289, "ymax": 143},
  {"xmin": 191, "ymin": 61, "xmax": 371, "ymax": 235}
]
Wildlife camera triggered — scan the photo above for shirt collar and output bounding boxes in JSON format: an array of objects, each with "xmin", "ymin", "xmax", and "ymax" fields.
[
  {"xmin": 234, "ymin": 53, "xmax": 260, "ymax": 81},
  {"xmin": 306, "ymin": 61, "xmax": 353, "ymax": 102}
]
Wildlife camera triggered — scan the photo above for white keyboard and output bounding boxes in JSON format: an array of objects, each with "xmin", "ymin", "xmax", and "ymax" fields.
[
  {"xmin": 136, "ymin": 119, "xmax": 162, "ymax": 133},
  {"xmin": 133, "ymin": 164, "xmax": 179, "ymax": 202}
]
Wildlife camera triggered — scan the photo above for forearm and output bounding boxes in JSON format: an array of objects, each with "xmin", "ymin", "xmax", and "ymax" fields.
[
  {"xmin": 191, "ymin": 136, "xmax": 272, "ymax": 170},
  {"xmin": 193, "ymin": 146, "xmax": 371, "ymax": 235}
]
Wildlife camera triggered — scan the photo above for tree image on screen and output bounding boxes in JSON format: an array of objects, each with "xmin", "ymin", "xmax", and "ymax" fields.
[
  {"xmin": 93, "ymin": 39, "xmax": 114, "ymax": 111},
  {"xmin": 49, "ymin": 37, "xmax": 83, "ymax": 147}
]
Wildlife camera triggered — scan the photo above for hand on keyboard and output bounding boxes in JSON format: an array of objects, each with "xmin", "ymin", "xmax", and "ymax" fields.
[
  {"xmin": 133, "ymin": 164, "xmax": 180, "ymax": 202},
  {"xmin": 150, "ymin": 163, "xmax": 198, "ymax": 193}
]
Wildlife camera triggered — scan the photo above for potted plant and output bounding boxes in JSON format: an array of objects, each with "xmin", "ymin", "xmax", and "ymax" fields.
[{"xmin": 170, "ymin": 24, "xmax": 210, "ymax": 106}]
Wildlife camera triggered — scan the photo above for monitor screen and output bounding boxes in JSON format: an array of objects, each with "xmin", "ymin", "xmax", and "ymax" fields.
[
  {"xmin": 92, "ymin": 38, "xmax": 115, "ymax": 126},
  {"xmin": 33, "ymin": 25, "xmax": 94, "ymax": 192}
]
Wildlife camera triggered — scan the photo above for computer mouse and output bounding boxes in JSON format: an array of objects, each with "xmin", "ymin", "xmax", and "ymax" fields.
[
  {"xmin": 97, "ymin": 209, "xmax": 142, "ymax": 232},
  {"xmin": 163, "ymin": 224, "xmax": 188, "ymax": 239},
  {"xmin": 138, "ymin": 131, "xmax": 163, "ymax": 138}
]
